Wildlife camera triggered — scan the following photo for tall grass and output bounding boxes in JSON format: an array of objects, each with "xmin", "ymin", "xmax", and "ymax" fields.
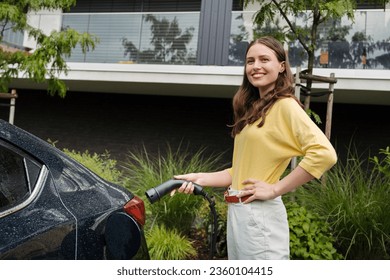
[
  {"xmin": 120, "ymin": 143, "xmax": 227, "ymax": 234},
  {"xmin": 294, "ymin": 148, "xmax": 390, "ymax": 259},
  {"xmin": 146, "ymin": 224, "xmax": 197, "ymax": 260}
]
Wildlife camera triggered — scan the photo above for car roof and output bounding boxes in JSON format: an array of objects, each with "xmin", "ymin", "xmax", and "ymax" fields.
[
  {"xmin": 0, "ymin": 119, "xmax": 132, "ymax": 198},
  {"xmin": 0, "ymin": 119, "xmax": 62, "ymax": 167}
]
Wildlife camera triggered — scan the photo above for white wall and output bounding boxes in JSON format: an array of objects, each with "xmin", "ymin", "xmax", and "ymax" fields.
[{"xmin": 23, "ymin": 9, "xmax": 63, "ymax": 51}]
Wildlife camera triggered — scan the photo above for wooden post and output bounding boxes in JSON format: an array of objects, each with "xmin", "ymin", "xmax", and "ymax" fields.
[
  {"xmin": 325, "ymin": 73, "xmax": 335, "ymax": 140},
  {"xmin": 294, "ymin": 66, "xmax": 301, "ymax": 100},
  {"xmin": 0, "ymin": 89, "xmax": 18, "ymax": 124},
  {"xmin": 9, "ymin": 89, "xmax": 17, "ymax": 124},
  {"xmin": 297, "ymin": 72, "xmax": 337, "ymax": 140},
  {"xmin": 291, "ymin": 67, "xmax": 301, "ymax": 170}
]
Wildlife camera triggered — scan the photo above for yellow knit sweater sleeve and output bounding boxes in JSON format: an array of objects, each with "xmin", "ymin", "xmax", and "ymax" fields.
[{"xmin": 280, "ymin": 98, "xmax": 338, "ymax": 179}]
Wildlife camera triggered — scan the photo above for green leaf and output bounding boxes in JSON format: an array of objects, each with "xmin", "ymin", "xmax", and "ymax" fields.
[
  {"xmin": 1, "ymin": 0, "xmax": 98, "ymax": 97},
  {"xmin": 302, "ymin": 222, "xmax": 310, "ymax": 233}
]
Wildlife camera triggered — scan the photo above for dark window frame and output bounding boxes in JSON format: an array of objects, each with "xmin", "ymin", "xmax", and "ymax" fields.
[
  {"xmin": 67, "ymin": 0, "xmax": 202, "ymax": 13},
  {"xmin": 0, "ymin": 140, "xmax": 44, "ymax": 213},
  {"xmin": 357, "ymin": 0, "xmax": 385, "ymax": 9}
]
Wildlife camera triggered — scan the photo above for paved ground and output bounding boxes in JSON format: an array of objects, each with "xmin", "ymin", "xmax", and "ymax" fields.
[{"xmin": 1, "ymin": 90, "xmax": 389, "ymax": 168}]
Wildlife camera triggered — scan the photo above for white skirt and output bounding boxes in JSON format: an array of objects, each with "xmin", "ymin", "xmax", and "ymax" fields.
[{"xmin": 226, "ymin": 190, "xmax": 290, "ymax": 260}]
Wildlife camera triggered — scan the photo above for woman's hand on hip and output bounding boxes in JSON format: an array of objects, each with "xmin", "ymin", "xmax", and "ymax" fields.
[{"xmin": 238, "ymin": 178, "xmax": 278, "ymax": 203}]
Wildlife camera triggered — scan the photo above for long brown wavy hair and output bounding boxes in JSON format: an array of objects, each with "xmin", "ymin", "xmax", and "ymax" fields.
[{"xmin": 230, "ymin": 36, "xmax": 303, "ymax": 137}]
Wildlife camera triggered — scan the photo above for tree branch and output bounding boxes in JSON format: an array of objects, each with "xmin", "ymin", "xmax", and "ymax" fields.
[{"xmin": 271, "ymin": 0, "xmax": 309, "ymax": 54}]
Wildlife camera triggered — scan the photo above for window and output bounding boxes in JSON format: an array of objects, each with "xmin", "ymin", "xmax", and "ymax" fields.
[
  {"xmin": 68, "ymin": 0, "xmax": 202, "ymax": 13},
  {"xmin": 0, "ymin": 141, "xmax": 42, "ymax": 211},
  {"xmin": 357, "ymin": 0, "xmax": 385, "ymax": 9},
  {"xmin": 232, "ymin": 0, "xmax": 243, "ymax": 11}
]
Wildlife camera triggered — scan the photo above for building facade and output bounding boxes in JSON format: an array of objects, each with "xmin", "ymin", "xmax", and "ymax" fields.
[{"xmin": 5, "ymin": 0, "xmax": 390, "ymax": 105}]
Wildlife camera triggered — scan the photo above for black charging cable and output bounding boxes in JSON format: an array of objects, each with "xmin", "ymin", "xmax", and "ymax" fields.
[{"xmin": 145, "ymin": 179, "xmax": 217, "ymax": 259}]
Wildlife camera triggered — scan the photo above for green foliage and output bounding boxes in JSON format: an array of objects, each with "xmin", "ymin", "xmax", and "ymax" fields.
[
  {"xmin": 146, "ymin": 224, "xmax": 197, "ymax": 260},
  {"xmin": 244, "ymin": 0, "xmax": 357, "ymax": 85},
  {"xmin": 63, "ymin": 149, "xmax": 122, "ymax": 184},
  {"xmin": 0, "ymin": 0, "xmax": 98, "ymax": 97},
  {"xmin": 246, "ymin": 0, "xmax": 356, "ymax": 44},
  {"xmin": 305, "ymin": 108, "xmax": 322, "ymax": 124},
  {"xmin": 1, "ymin": 0, "xmax": 78, "ymax": 13},
  {"xmin": 293, "ymin": 147, "xmax": 390, "ymax": 259},
  {"xmin": 121, "ymin": 144, "xmax": 227, "ymax": 234},
  {"xmin": 371, "ymin": 146, "xmax": 390, "ymax": 178},
  {"xmin": 286, "ymin": 201, "xmax": 343, "ymax": 260},
  {"xmin": 251, "ymin": 0, "xmax": 356, "ymax": 29}
]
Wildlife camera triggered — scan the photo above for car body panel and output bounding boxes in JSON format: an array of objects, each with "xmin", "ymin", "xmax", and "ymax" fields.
[
  {"xmin": 0, "ymin": 119, "xmax": 149, "ymax": 259},
  {"xmin": 0, "ymin": 171, "xmax": 77, "ymax": 259}
]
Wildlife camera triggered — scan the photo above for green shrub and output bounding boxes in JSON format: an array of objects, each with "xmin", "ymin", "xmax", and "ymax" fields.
[
  {"xmin": 146, "ymin": 224, "xmax": 197, "ymax": 260},
  {"xmin": 286, "ymin": 201, "xmax": 343, "ymax": 260},
  {"xmin": 371, "ymin": 146, "xmax": 390, "ymax": 178},
  {"xmin": 294, "ymin": 148, "xmax": 390, "ymax": 259},
  {"xmin": 121, "ymin": 144, "xmax": 227, "ymax": 234},
  {"xmin": 63, "ymin": 149, "xmax": 123, "ymax": 184}
]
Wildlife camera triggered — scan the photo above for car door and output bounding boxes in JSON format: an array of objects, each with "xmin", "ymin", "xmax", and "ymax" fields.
[{"xmin": 0, "ymin": 140, "xmax": 77, "ymax": 259}]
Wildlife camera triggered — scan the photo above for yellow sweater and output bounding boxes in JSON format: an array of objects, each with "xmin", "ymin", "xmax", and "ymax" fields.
[{"xmin": 227, "ymin": 97, "xmax": 337, "ymax": 190}]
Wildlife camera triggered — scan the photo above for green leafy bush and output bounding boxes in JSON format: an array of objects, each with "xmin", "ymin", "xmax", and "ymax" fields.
[
  {"xmin": 286, "ymin": 201, "xmax": 343, "ymax": 260},
  {"xmin": 294, "ymin": 147, "xmax": 390, "ymax": 259},
  {"xmin": 146, "ymin": 224, "xmax": 197, "ymax": 260},
  {"xmin": 371, "ymin": 146, "xmax": 390, "ymax": 178},
  {"xmin": 63, "ymin": 149, "xmax": 123, "ymax": 184}
]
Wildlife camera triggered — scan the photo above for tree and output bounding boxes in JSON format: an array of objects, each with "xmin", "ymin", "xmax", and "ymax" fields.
[
  {"xmin": 243, "ymin": 0, "xmax": 389, "ymax": 106},
  {"xmin": 0, "ymin": 0, "xmax": 98, "ymax": 97}
]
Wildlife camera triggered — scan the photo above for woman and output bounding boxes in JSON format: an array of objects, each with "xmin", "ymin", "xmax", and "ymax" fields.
[{"xmin": 174, "ymin": 36, "xmax": 337, "ymax": 260}]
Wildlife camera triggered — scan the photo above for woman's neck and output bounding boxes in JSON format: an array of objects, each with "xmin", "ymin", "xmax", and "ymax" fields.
[{"xmin": 259, "ymin": 85, "xmax": 275, "ymax": 99}]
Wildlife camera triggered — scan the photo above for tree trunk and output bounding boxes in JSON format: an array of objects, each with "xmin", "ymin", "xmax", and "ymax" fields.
[
  {"xmin": 303, "ymin": 49, "xmax": 315, "ymax": 110},
  {"xmin": 303, "ymin": 16, "xmax": 319, "ymax": 110}
]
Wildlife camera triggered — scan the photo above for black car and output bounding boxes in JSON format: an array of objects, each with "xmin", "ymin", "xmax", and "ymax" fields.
[{"xmin": 0, "ymin": 119, "xmax": 149, "ymax": 259}]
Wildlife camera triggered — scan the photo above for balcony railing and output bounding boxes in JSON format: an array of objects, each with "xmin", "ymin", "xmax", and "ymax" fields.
[
  {"xmin": 6, "ymin": 10, "xmax": 390, "ymax": 69},
  {"xmin": 61, "ymin": 12, "xmax": 200, "ymax": 64},
  {"xmin": 229, "ymin": 10, "xmax": 390, "ymax": 69}
]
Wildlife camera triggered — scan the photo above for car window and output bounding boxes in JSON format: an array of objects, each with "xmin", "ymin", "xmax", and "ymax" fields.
[{"xmin": 0, "ymin": 141, "xmax": 43, "ymax": 212}]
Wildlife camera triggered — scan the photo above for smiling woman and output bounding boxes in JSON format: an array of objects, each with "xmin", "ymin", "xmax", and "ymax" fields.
[{"xmin": 174, "ymin": 36, "xmax": 337, "ymax": 260}]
